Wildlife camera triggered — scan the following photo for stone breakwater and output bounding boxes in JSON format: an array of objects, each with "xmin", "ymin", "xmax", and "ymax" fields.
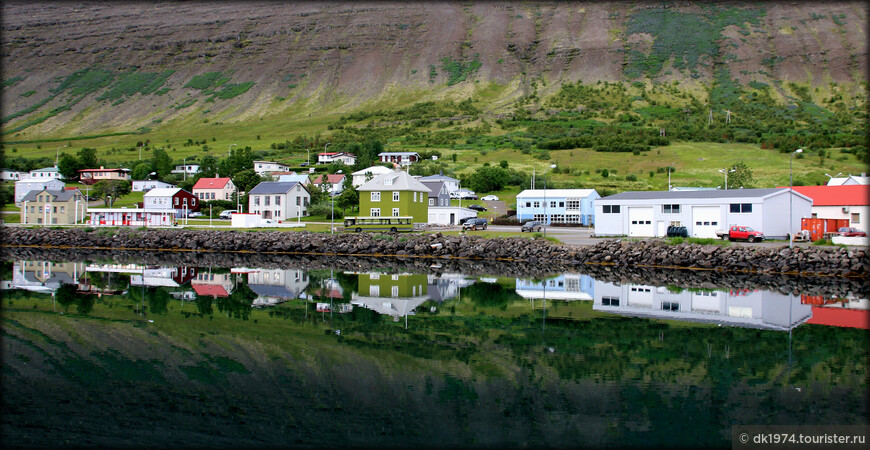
[{"xmin": 2, "ymin": 227, "xmax": 867, "ymax": 278}]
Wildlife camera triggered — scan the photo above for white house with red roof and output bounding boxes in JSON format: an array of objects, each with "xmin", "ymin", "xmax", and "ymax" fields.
[
  {"xmin": 192, "ymin": 177, "xmax": 237, "ymax": 201},
  {"xmin": 310, "ymin": 173, "xmax": 346, "ymax": 195},
  {"xmin": 317, "ymin": 152, "xmax": 356, "ymax": 165},
  {"xmin": 788, "ymin": 185, "xmax": 868, "ymax": 231}
]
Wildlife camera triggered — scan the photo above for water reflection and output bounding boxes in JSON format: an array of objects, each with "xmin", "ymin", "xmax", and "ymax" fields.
[{"xmin": 2, "ymin": 257, "xmax": 867, "ymax": 448}]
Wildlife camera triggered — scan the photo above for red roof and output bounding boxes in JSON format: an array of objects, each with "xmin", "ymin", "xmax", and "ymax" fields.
[
  {"xmin": 784, "ymin": 185, "xmax": 869, "ymax": 206},
  {"xmin": 312, "ymin": 174, "xmax": 345, "ymax": 185},
  {"xmin": 192, "ymin": 284, "xmax": 229, "ymax": 298},
  {"xmin": 806, "ymin": 306, "xmax": 869, "ymax": 329},
  {"xmin": 193, "ymin": 177, "xmax": 232, "ymax": 190}
]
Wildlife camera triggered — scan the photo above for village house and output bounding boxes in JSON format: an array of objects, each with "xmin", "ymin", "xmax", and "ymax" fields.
[
  {"xmin": 28, "ymin": 167, "xmax": 61, "ymax": 179},
  {"xmin": 192, "ymin": 177, "xmax": 237, "ymax": 201},
  {"xmin": 253, "ymin": 160, "xmax": 290, "ymax": 176},
  {"xmin": 132, "ymin": 180, "xmax": 176, "ymax": 192},
  {"xmin": 78, "ymin": 166, "xmax": 131, "ymax": 185},
  {"xmin": 593, "ymin": 188, "xmax": 812, "ymax": 239},
  {"xmin": 351, "ymin": 165, "xmax": 393, "ymax": 187},
  {"xmin": 144, "ymin": 188, "xmax": 199, "ymax": 215},
  {"xmin": 378, "ymin": 152, "xmax": 420, "ymax": 167},
  {"xmin": 248, "ymin": 181, "xmax": 310, "ymax": 221},
  {"xmin": 310, "ymin": 173, "xmax": 345, "ymax": 196},
  {"xmin": 14, "ymin": 177, "xmax": 65, "ymax": 205},
  {"xmin": 789, "ymin": 185, "xmax": 868, "ymax": 230},
  {"xmin": 357, "ymin": 170, "xmax": 430, "ymax": 223},
  {"xmin": 1, "ymin": 169, "xmax": 24, "ymax": 181},
  {"xmin": 19, "ymin": 188, "xmax": 86, "ymax": 225},
  {"xmin": 419, "ymin": 173, "xmax": 461, "ymax": 194},
  {"xmin": 517, "ymin": 189, "xmax": 600, "ymax": 226},
  {"xmin": 170, "ymin": 164, "xmax": 200, "ymax": 177},
  {"xmin": 317, "ymin": 152, "xmax": 357, "ymax": 165}
]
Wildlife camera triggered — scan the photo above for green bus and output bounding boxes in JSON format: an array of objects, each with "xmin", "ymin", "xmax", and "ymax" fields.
[{"xmin": 343, "ymin": 216, "xmax": 414, "ymax": 233}]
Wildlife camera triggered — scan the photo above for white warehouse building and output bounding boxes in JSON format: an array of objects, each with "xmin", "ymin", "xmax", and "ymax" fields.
[{"xmin": 594, "ymin": 188, "xmax": 812, "ymax": 240}]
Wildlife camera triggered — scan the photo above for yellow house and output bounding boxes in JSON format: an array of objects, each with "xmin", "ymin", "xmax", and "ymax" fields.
[{"xmin": 20, "ymin": 188, "xmax": 86, "ymax": 225}]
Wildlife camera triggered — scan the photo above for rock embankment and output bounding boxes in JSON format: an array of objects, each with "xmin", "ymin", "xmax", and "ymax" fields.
[{"xmin": 2, "ymin": 227, "xmax": 866, "ymax": 277}]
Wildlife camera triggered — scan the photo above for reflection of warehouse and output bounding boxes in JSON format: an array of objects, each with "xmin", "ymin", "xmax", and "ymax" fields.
[
  {"xmin": 12, "ymin": 261, "xmax": 85, "ymax": 293},
  {"xmin": 130, "ymin": 267, "xmax": 197, "ymax": 287},
  {"xmin": 592, "ymin": 280, "xmax": 812, "ymax": 330},
  {"xmin": 515, "ymin": 273, "xmax": 594, "ymax": 300},
  {"xmin": 351, "ymin": 273, "xmax": 429, "ymax": 321},
  {"xmin": 246, "ymin": 268, "xmax": 309, "ymax": 306},
  {"xmin": 803, "ymin": 296, "xmax": 869, "ymax": 329}
]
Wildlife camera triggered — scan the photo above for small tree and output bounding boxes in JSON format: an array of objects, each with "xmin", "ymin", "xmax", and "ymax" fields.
[
  {"xmin": 93, "ymin": 180, "xmax": 132, "ymax": 206},
  {"xmin": 728, "ymin": 161, "xmax": 754, "ymax": 189}
]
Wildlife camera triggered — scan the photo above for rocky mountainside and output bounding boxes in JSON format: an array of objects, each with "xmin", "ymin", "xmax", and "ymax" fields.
[{"xmin": 1, "ymin": 1, "xmax": 866, "ymax": 137}]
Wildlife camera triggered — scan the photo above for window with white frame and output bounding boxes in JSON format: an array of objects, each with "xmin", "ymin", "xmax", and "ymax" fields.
[
  {"xmin": 729, "ymin": 203, "xmax": 752, "ymax": 213},
  {"xmin": 566, "ymin": 199, "xmax": 580, "ymax": 210},
  {"xmin": 851, "ymin": 213, "xmax": 860, "ymax": 224},
  {"xmin": 370, "ymin": 208, "xmax": 380, "ymax": 217},
  {"xmin": 254, "ymin": 196, "xmax": 260, "ymax": 206},
  {"xmin": 371, "ymin": 192, "xmax": 381, "ymax": 202},
  {"xmin": 392, "ymin": 208, "xmax": 400, "ymax": 217},
  {"xmin": 391, "ymin": 286, "xmax": 399, "ymax": 297},
  {"xmin": 533, "ymin": 201, "xmax": 540, "ymax": 208},
  {"xmin": 662, "ymin": 204, "xmax": 681, "ymax": 213},
  {"xmin": 602, "ymin": 205, "xmax": 620, "ymax": 213},
  {"xmin": 393, "ymin": 191, "xmax": 400, "ymax": 202},
  {"xmin": 264, "ymin": 196, "xmax": 270, "ymax": 206},
  {"xmin": 550, "ymin": 201, "xmax": 557, "ymax": 208},
  {"xmin": 275, "ymin": 196, "xmax": 281, "ymax": 206},
  {"xmin": 429, "ymin": 198, "xmax": 435, "ymax": 206}
]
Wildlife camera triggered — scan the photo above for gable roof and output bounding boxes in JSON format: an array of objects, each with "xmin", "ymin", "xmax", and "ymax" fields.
[
  {"xmin": 193, "ymin": 177, "xmax": 232, "ymax": 190},
  {"xmin": 144, "ymin": 188, "xmax": 182, "ymax": 197},
  {"xmin": 357, "ymin": 170, "xmax": 431, "ymax": 192},
  {"xmin": 78, "ymin": 167, "xmax": 130, "ymax": 173},
  {"xmin": 31, "ymin": 167, "xmax": 59, "ymax": 173},
  {"xmin": 311, "ymin": 174, "xmax": 345, "ymax": 185},
  {"xmin": 785, "ymin": 185, "xmax": 869, "ymax": 206},
  {"xmin": 21, "ymin": 188, "xmax": 82, "ymax": 202},
  {"xmin": 598, "ymin": 188, "xmax": 805, "ymax": 202},
  {"xmin": 420, "ymin": 181, "xmax": 447, "ymax": 197},
  {"xmin": 248, "ymin": 181, "xmax": 307, "ymax": 195},
  {"xmin": 518, "ymin": 189, "xmax": 598, "ymax": 199},
  {"xmin": 352, "ymin": 165, "xmax": 393, "ymax": 176},
  {"xmin": 827, "ymin": 175, "xmax": 869, "ymax": 186}
]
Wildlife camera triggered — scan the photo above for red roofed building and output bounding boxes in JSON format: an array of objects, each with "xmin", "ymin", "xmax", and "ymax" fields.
[
  {"xmin": 806, "ymin": 306, "xmax": 869, "ymax": 329},
  {"xmin": 310, "ymin": 173, "xmax": 346, "ymax": 196},
  {"xmin": 192, "ymin": 177, "xmax": 237, "ymax": 201},
  {"xmin": 192, "ymin": 284, "xmax": 230, "ymax": 298},
  {"xmin": 787, "ymin": 185, "xmax": 868, "ymax": 230}
]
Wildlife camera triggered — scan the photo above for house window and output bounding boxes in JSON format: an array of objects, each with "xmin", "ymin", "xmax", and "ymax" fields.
[
  {"xmin": 371, "ymin": 208, "xmax": 380, "ymax": 217},
  {"xmin": 525, "ymin": 202, "xmax": 531, "ymax": 208},
  {"xmin": 265, "ymin": 196, "xmax": 271, "ymax": 206},
  {"xmin": 392, "ymin": 208, "xmax": 400, "ymax": 217},
  {"xmin": 602, "ymin": 205, "xmax": 621, "ymax": 213},
  {"xmin": 60, "ymin": 206, "xmax": 65, "ymax": 213},
  {"xmin": 852, "ymin": 213, "xmax": 860, "ymax": 224},
  {"xmin": 566, "ymin": 199, "xmax": 580, "ymax": 210},
  {"xmin": 254, "ymin": 196, "xmax": 260, "ymax": 206},
  {"xmin": 391, "ymin": 285, "xmax": 399, "ymax": 297},
  {"xmin": 393, "ymin": 191, "xmax": 400, "ymax": 202},
  {"xmin": 175, "ymin": 197, "xmax": 179, "ymax": 205},
  {"xmin": 662, "ymin": 301, "xmax": 679, "ymax": 311},
  {"xmin": 371, "ymin": 192, "xmax": 381, "ymax": 202},
  {"xmin": 662, "ymin": 204, "xmax": 681, "ymax": 214},
  {"xmin": 533, "ymin": 201, "xmax": 540, "ymax": 208},
  {"xmin": 730, "ymin": 203, "xmax": 752, "ymax": 213},
  {"xmin": 275, "ymin": 196, "xmax": 281, "ymax": 206},
  {"xmin": 550, "ymin": 201, "xmax": 557, "ymax": 208},
  {"xmin": 429, "ymin": 198, "xmax": 434, "ymax": 206},
  {"xmin": 384, "ymin": 178, "xmax": 393, "ymax": 186},
  {"xmin": 296, "ymin": 197, "xmax": 300, "ymax": 206},
  {"xmin": 369, "ymin": 285, "xmax": 380, "ymax": 297},
  {"xmin": 559, "ymin": 202, "xmax": 565, "ymax": 208},
  {"xmin": 602, "ymin": 296, "xmax": 620, "ymax": 306}
]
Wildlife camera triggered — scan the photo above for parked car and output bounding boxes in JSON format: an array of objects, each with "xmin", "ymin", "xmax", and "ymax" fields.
[
  {"xmin": 715, "ymin": 225, "xmax": 764, "ymax": 242},
  {"xmin": 666, "ymin": 225, "xmax": 688, "ymax": 238},
  {"xmin": 462, "ymin": 218, "xmax": 488, "ymax": 231},
  {"xmin": 836, "ymin": 227, "xmax": 867, "ymax": 237},
  {"xmin": 481, "ymin": 195, "xmax": 499, "ymax": 201},
  {"xmin": 451, "ymin": 189, "xmax": 477, "ymax": 200},
  {"xmin": 467, "ymin": 204, "xmax": 487, "ymax": 212},
  {"xmin": 187, "ymin": 212, "xmax": 204, "ymax": 218},
  {"xmin": 521, "ymin": 221, "xmax": 544, "ymax": 232},
  {"xmin": 219, "ymin": 209, "xmax": 237, "ymax": 219}
]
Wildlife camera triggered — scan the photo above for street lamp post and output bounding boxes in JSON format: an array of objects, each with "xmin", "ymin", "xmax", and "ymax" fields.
[
  {"xmin": 331, "ymin": 188, "xmax": 335, "ymax": 235},
  {"xmin": 306, "ymin": 148, "xmax": 310, "ymax": 166},
  {"xmin": 718, "ymin": 168, "xmax": 736, "ymax": 190},
  {"xmin": 789, "ymin": 148, "xmax": 803, "ymax": 248},
  {"xmin": 228, "ymin": 143, "xmax": 237, "ymax": 156},
  {"xmin": 55, "ymin": 145, "xmax": 67, "ymax": 168},
  {"xmin": 824, "ymin": 172, "xmax": 842, "ymax": 183}
]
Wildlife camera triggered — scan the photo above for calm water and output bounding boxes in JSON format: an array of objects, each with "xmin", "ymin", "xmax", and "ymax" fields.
[{"xmin": 1, "ymin": 256, "xmax": 867, "ymax": 448}]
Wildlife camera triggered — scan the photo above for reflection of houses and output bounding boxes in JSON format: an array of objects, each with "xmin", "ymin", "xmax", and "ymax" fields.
[
  {"xmin": 246, "ymin": 268, "xmax": 309, "ymax": 306},
  {"xmin": 130, "ymin": 267, "xmax": 197, "ymax": 287},
  {"xmin": 592, "ymin": 280, "xmax": 812, "ymax": 330},
  {"xmin": 192, "ymin": 271, "xmax": 234, "ymax": 298},
  {"xmin": 351, "ymin": 273, "xmax": 429, "ymax": 323},
  {"xmin": 515, "ymin": 273, "xmax": 594, "ymax": 300},
  {"xmin": 12, "ymin": 261, "xmax": 85, "ymax": 293},
  {"xmin": 802, "ymin": 295, "xmax": 869, "ymax": 329},
  {"xmin": 426, "ymin": 273, "xmax": 476, "ymax": 303}
]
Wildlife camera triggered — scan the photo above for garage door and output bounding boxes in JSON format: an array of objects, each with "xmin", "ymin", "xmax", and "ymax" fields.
[
  {"xmin": 628, "ymin": 207, "xmax": 654, "ymax": 237},
  {"xmin": 692, "ymin": 206, "xmax": 721, "ymax": 238}
]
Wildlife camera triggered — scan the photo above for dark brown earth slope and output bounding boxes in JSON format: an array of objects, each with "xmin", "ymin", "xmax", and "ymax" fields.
[{"xmin": 1, "ymin": 1, "xmax": 866, "ymax": 136}]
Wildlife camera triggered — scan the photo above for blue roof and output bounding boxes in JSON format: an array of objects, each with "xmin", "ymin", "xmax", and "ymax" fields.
[{"xmin": 248, "ymin": 181, "xmax": 304, "ymax": 195}]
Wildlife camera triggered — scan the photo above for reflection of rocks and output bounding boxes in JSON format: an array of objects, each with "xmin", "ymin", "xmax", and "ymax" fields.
[{"xmin": 4, "ymin": 246, "xmax": 867, "ymax": 299}]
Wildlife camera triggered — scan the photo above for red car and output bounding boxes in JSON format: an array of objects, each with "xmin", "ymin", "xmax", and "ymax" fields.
[{"xmin": 837, "ymin": 227, "xmax": 867, "ymax": 237}]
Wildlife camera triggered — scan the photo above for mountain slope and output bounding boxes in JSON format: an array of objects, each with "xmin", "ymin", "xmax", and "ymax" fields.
[{"xmin": 1, "ymin": 1, "xmax": 866, "ymax": 138}]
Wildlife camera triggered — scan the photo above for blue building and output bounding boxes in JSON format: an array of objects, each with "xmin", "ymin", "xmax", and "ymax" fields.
[{"xmin": 516, "ymin": 189, "xmax": 599, "ymax": 225}]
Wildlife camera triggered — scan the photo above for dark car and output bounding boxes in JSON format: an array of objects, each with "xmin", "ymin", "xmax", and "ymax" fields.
[
  {"xmin": 666, "ymin": 225, "xmax": 688, "ymax": 237},
  {"xmin": 462, "ymin": 218, "xmax": 488, "ymax": 231},
  {"xmin": 521, "ymin": 221, "xmax": 544, "ymax": 232},
  {"xmin": 837, "ymin": 227, "xmax": 867, "ymax": 237},
  {"xmin": 467, "ymin": 204, "xmax": 487, "ymax": 212}
]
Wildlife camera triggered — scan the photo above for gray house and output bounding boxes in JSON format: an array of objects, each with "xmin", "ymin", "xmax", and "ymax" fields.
[
  {"xmin": 420, "ymin": 180, "xmax": 450, "ymax": 207},
  {"xmin": 248, "ymin": 181, "xmax": 310, "ymax": 221},
  {"xmin": 594, "ymin": 188, "xmax": 812, "ymax": 239}
]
